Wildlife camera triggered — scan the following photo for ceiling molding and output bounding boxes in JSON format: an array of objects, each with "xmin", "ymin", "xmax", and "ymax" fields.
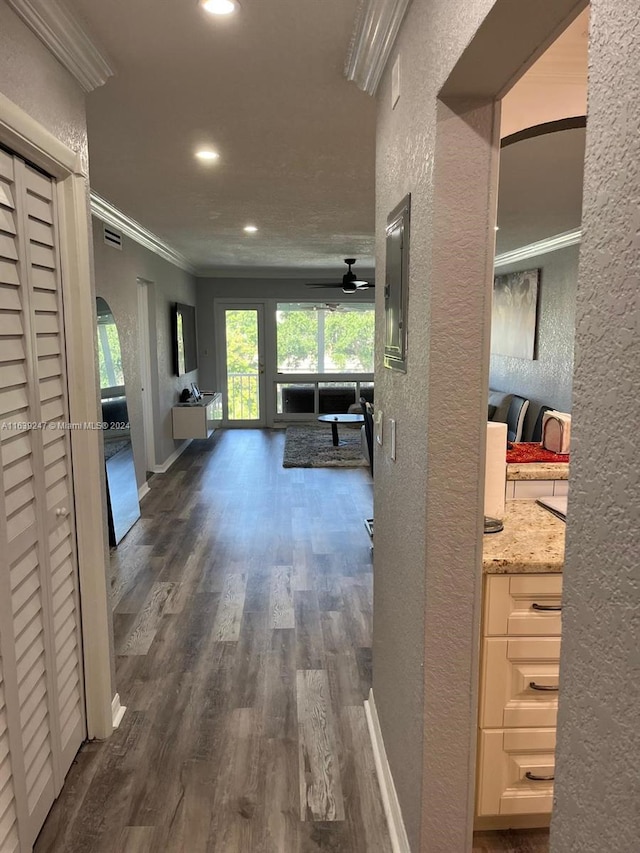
[
  {"xmin": 345, "ymin": 0, "xmax": 412, "ymax": 95},
  {"xmin": 494, "ymin": 228, "xmax": 582, "ymax": 270},
  {"xmin": 5, "ymin": 0, "xmax": 114, "ymax": 92},
  {"xmin": 90, "ymin": 193, "xmax": 197, "ymax": 275}
]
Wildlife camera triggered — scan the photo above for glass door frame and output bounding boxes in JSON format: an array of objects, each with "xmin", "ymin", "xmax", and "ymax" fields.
[{"xmin": 214, "ymin": 300, "xmax": 268, "ymax": 428}]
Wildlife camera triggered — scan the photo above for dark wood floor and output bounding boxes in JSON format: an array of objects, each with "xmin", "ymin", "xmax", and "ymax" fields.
[
  {"xmin": 34, "ymin": 428, "xmax": 550, "ymax": 852},
  {"xmin": 35, "ymin": 429, "xmax": 391, "ymax": 852}
]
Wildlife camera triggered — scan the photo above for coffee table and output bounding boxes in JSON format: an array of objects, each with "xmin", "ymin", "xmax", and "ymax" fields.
[{"xmin": 317, "ymin": 413, "xmax": 364, "ymax": 447}]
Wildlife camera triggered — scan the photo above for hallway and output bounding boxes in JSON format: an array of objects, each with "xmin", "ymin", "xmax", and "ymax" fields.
[
  {"xmin": 34, "ymin": 428, "xmax": 390, "ymax": 852},
  {"xmin": 32, "ymin": 428, "xmax": 552, "ymax": 852}
]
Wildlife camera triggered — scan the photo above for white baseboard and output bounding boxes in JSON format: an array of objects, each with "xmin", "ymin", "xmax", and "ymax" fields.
[
  {"xmin": 111, "ymin": 693, "xmax": 126, "ymax": 729},
  {"xmin": 138, "ymin": 481, "xmax": 151, "ymax": 502},
  {"xmin": 364, "ymin": 689, "xmax": 411, "ymax": 853},
  {"xmin": 153, "ymin": 439, "xmax": 192, "ymax": 474}
]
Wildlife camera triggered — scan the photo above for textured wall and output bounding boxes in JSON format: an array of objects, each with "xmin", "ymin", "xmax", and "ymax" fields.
[
  {"xmin": 0, "ymin": 5, "xmax": 118, "ymax": 696},
  {"xmin": 92, "ymin": 218, "xmax": 199, "ymax": 484},
  {"xmin": 374, "ymin": 2, "xmax": 498, "ymax": 848},
  {"xmin": 374, "ymin": 0, "xmax": 587, "ymax": 849},
  {"xmin": 0, "ymin": 2, "xmax": 88, "ymax": 171},
  {"xmin": 550, "ymin": 1, "xmax": 640, "ymax": 850},
  {"xmin": 490, "ymin": 246, "xmax": 578, "ymax": 438}
]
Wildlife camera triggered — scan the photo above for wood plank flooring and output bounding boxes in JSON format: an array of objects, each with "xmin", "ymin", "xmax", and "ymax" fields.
[
  {"xmin": 33, "ymin": 428, "xmax": 550, "ymax": 852},
  {"xmin": 34, "ymin": 429, "xmax": 390, "ymax": 852}
]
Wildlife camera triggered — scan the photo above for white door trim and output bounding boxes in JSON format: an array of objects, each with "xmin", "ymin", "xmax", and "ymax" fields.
[
  {"xmin": 0, "ymin": 92, "xmax": 113, "ymax": 740},
  {"xmin": 137, "ymin": 278, "xmax": 156, "ymax": 474}
]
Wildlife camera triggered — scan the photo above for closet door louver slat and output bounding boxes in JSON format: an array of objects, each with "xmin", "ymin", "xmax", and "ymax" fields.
[{"xmin": 0, "ymin": 149, "xmax": 86, "ymax": 851}]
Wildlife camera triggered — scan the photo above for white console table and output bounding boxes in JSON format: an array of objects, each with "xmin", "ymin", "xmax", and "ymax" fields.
[{"xmin": 172, "ymin": 392, "xmax": 222, "ymax": 440}]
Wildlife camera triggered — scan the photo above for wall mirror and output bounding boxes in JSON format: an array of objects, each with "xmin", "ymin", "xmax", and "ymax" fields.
[
  {"xmin": 96, "ymin": 297, "xmax": 141, "ymax": 545},
  {"xmin": 384, "ymin": 193, "xmax": 411, "ymax": 372}
]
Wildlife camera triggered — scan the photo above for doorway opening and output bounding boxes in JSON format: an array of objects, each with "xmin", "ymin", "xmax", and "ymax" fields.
[{"xmin": 217, "ymin": 303, "xmax": 267, "ymax": 427}]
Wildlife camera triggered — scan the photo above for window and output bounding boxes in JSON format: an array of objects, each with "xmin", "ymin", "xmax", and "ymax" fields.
[{"xmin": 276, "ymin": 303, "xmax": 374, "ymax": 374}]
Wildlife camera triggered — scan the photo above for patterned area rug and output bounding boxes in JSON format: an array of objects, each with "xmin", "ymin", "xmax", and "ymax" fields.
[{"xmin": 283, "ymin": 424, "xmax": 368, "ymax": 468}]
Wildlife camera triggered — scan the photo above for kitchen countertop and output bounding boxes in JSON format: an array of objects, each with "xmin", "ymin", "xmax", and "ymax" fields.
[
  {"xmin": 483, "ymin": 500, "xmax": 565, "ymax": 574},
  {"xmin": 507, "ymin": 461, "xmax": 569, "ymax": 481}
]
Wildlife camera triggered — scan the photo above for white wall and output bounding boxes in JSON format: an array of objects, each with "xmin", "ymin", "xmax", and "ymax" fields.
[
  {"xmin": 92, "ymin": 218, "xmax": 199, "ymax": 484},
  {"xmin": 373, "ymin": 1, "xmax": 589, "ymax": 849},
  {"xmin": 0, "ymin": 1, "xmax": 116, "ymax": 695},
  {"xmin": 550, "ymin": 1, "xmax": 640, "ymax": 849}
]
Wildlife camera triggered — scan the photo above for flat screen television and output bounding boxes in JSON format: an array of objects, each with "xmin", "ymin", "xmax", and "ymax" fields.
[{"xmin": 172, "ymin": 302, "xmax": 198, "ymax": 376}]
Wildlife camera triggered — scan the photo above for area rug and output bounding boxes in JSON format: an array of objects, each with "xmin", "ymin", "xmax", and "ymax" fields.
[{"xmin": 283, "ymin": 424, "xmax": 368, "ymax": 468}]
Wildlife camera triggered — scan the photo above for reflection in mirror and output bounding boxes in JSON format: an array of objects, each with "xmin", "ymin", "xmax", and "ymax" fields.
[{"xmin": 97, "ymin": 297, "xmax": 141, "ymax": 545}]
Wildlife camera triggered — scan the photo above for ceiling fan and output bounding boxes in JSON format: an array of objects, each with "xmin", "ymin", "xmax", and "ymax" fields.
[{"xmin": 305, "ymin": 258, "xmax": 374, "ymax": 293}]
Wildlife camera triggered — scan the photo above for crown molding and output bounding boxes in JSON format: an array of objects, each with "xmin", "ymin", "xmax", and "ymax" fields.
[
  {"xmin": 494, "ymin": 228, "xmax": 582, "ymax": 270},
  {"xmin": 345, "ymin": 0, "xmax": 412, "ymax": 95},
  {"xmin": 90, "ymin": 193, "xmax": 197, "ymax": 275},
  {"xmin": 6, "ymin": 0, "xmax": 114, "ymax": 93}
]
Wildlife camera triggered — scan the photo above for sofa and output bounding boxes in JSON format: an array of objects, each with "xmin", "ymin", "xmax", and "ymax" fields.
[
  {"xmin": 488, "ymin": 389, "xmax": 529, "ymax": 443},
  {"xmin": 282, "ymin": 384, "xmax": 374, "ymax": 415}
]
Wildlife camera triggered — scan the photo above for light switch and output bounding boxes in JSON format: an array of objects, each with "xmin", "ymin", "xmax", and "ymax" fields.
[
  {"xmin": 389, "ymin": 418, "xmax": 396, "ymax": 461},
  {"xmin": 375, "ymin": 410, "xmax": 383, "ymax": 445}
]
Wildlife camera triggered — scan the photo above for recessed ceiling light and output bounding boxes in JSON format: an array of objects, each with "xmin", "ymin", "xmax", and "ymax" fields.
[
  {"xmin": 200, "ymin": 0, "xmax": 238, "ymax": 15},
  {"xmin": 244, "ymin": 225, "xmax": 258, "ymax": 233},
  {"xmin": 195, "ymin": 148, "xmax": 219, "ymax": 162}
]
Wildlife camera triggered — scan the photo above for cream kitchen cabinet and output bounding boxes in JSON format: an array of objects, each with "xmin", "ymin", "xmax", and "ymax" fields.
[{"xmin": 476, "ymin": 573, "xmax": 562, "ymax": 828}]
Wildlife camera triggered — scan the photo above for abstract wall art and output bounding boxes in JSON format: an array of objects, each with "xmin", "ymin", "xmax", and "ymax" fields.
[{"xmin": 490, "ymin": 268, "xmax": 540, "ymax": 360}]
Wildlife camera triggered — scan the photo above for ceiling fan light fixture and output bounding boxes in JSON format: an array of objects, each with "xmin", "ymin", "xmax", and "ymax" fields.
[
  {"xmin": 200, "ymin": 0, "xmax": 238, "ymax": 15},
  {"xmin": 304, "ymin": 258, "xmax": 374, "ymax": 292}
]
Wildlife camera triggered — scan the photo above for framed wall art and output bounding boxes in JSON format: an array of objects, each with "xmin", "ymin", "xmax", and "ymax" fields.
[{"xmin": 490, "ymin": 268, "xmax": 540, "ymax": 360}]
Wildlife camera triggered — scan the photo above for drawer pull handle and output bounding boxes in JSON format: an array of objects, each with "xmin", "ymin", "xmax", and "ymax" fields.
[
  {"xmin": 525, "ymin": 771, "xmax": 555, "ymax": 782},
  {"xmin": 529, "ymin": 681, "xmax": 559, "ymax": 692},
  {"xmin": 532, "ymin": 602, "xmax": 562, "ymax": 612}
]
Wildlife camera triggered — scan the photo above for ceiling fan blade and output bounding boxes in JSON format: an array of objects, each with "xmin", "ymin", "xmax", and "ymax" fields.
[
  {"xmin": 304, "ymin": 283, "xmax": 344, "ymax": 288},
  {"xmin": 355, "ymin": 282, "xmax": 375, "ymax": 289}
]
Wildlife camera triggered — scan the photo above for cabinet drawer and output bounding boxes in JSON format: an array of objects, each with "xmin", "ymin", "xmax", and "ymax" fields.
[
  {"xmin": 477, "ymin": 729, "xmax": 556, "ymax": 817},
  {"xmin": 484, "ymin": 575, "xmax": 563, "ymax": 637},
  {"xmin": 480, "ymin": 637, "xmax": 561, "ymax": 728}
]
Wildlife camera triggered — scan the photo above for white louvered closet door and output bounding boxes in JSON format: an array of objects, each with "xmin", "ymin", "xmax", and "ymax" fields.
[{"xmin": 0, "ymin": 148, "xmax": 86, "ymax": 852}]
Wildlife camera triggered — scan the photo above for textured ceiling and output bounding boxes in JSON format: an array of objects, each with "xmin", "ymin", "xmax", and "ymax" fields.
[
  {"xmin": 67, "ymin": 1, "xmax": 587, "ymax": 277},
  {"xmin": 69, "ymin": 0, "xmax": 377, "ymax": 276}
]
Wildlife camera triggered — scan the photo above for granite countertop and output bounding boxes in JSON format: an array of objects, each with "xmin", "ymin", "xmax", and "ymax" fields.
[
  {"xmin": 483, "ymin": 500, "xmax": 565, "ymax": 574},
  {"xmin": 507, "ymin": 461, "xmax": 569, "ymax": 481}
]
